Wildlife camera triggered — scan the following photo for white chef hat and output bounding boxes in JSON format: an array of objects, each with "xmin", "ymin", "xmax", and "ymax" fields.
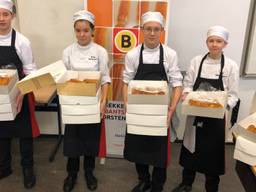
[
  {"xmin": 207, "ymin": 25, "xmax": 229, "ymax": 42},
  {"xmin": 73, "ymin": 10, "xmax": 95, "ymax": 25},
  {"xmin": 0, "ymin": 0, "xmax": 13, "ymax": 13},
  {"xmin": 141, "ymin": 11, "xmax": 164, "ymax": 27}
]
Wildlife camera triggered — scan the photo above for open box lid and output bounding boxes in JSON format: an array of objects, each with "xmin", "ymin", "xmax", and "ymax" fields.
[
  {"xmin": 17, "ymin": 60, "xmax": 66, "ymax": 94},
  {"xmin": 250, "ymin": 92, "xmax": 256, "ymax": 114}
]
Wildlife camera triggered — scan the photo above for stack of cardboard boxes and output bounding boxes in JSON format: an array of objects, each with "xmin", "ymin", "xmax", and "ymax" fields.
[{"xmin": 0, "ymin": 70, "xmax": 19, "ymax": 120}]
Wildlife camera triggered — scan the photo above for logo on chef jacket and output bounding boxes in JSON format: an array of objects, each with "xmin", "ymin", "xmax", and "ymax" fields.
[{"xmin": 113, "ymin": 28, "xmax": 138, "ymax": 53}]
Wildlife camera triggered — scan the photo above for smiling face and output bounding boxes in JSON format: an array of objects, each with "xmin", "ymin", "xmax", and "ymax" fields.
[
  {"xmin": 74, "ymin": 20, "xmax": 94, "ymax": 46},
  {"xmin": 0, "ymin": 8, "xmax": 13, "ymax": 35},
  {"xmin": 142, "ymin": 21, "xmax": 163, "ymax": 49},
  {"xmin": 206, "ymin": 36, "xmax": 227, "ymax": 59}
]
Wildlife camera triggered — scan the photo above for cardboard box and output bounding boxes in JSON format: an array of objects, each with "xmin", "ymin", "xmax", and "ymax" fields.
[
  {"xmin": 0, "ymin": 69, "xmax": 18, "ymax": 94},
  {"xmin": 128, "ymin": 80, "xmax": 169, "ymax": 105},
  {"xmin": 59, "ymin": 88, "xmax": 101, "ymax": 105},
  {"xmin": 17, "ymin": 60, "xmax": 101, "ymax": 96},
  {"xmin": 0, "ymin": 85, "xmax": 19, "ymax": 104},
  {"xmin": 127, "ymin": 124, "xmax": 168, "ymax": 136},
  {"xmin": 232, "ymin": 112, "xmax": 256, "ymax": 142},
  {"xmin": 127, "ymin": 104, "xmax": 168, "ymax": 115},
  {"xmin": 181, "ymin": 91, "xmax": 227, "ymax": 119},
  {"xmin": 126, "ymin": 113, "xmax": 167, "ymax": 127},
  {"xmin": 62, "ymin": 114, "xmax": 100, "ymax": 124},
  {"xmin": 234, "ymin": 136, "xmax": 256, "ymax": 166},
  {"xmin": 56, "ymin": 71, "xmax": 101, "ymax": 96},
  {"xmin": 61, "ymin": 103, "xmax": 100, "ymax": 115},
  {"xmin": 0, "ymin": 102, "xmax": 17, "ymax": 121},
  {"xmin": 17, "ymin": 60, "xmax": 66, "ymax": 94}
]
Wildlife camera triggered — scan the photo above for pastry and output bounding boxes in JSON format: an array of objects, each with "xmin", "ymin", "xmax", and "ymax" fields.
[
  {"xmin": 0, "ymin": 76, "xmax": 11, "ymax": 85},
  {"xmin": 189, "ymin": 99, "xmax": 223, "ymax": 108},
  {"xmin": 247, "ymin": 124, "xmax": 256, "ymax": 133},
  {"xmin": 131, "ymin": 87, "xmax": 165, "ymax": 95}
]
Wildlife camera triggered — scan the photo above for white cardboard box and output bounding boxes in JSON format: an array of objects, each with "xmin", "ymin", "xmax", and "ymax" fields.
[
  {"xmin": 232, "ymin": 112, "xmax": 256, "ymax": 142},
  {"xmin": 56, "ymin": 70, "xmax": 101, "ymax": 96},
  {"xmin": 0, "ymin": 85, "xmax": 19, "ymax": 104},
  {"xmin": 59, "ymin": 88, "xmax": 101, "ymax": 105},
  {"xmin": 61, "ymin": 103, "xmax": 100, "ymax": 115},
  {"xmin": 128, "ymin": 80, "xmax": 169, "ymax": 105},
  {"xmin": 0, "ymin": 69, "xmax": 18, "ymax": 94},
  {"xmin": 17, "ymin": 60, "xmax": 101, "ymax": 96},
  {"xmin": 234, "ymin": 136, "xmax": 256, "ymax": 166},
  {"xmin": 0, "ymin": 102, "xmax": 17, "ymax": 121},
  {"xmin": 62, "ymin": 114, "xmax": 100, "ymax": 124},
  {"xmin": 127, "ymin": 124, "xmax": 168, "ymax": 136},
  {"xmin": 181, "ymin": 91, "xmax": 227, "ymax": 119},
  {"xmin": 126, "ymin": 113, "xmax": 167, "ymax": 127},
  {"xmin": 127, "ymin": 104, "xmax": 168, "ymax": 115}
]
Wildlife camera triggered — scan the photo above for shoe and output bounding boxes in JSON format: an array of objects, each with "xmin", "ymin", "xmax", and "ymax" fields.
[
  {"xmin": 172, "ymin": 183, "xmax": 192, "ymax": 192},
  {"xmin": 23, "ymin": 168, "xmax": 36, "ymax": 189},
  {"xmin": 63, "ymin": 175, "xmax": 77, "ymax": 192},
  {"xmin": 132, "ymin": 180, "xmax": 151, "ymax": 192},
  {"xmin": 85, "ymin": 170, "xmax": 97, "ymax": 191},
  {"xmin": 0, "ymin": 169, "xmax": 12, "ymax": 180}
]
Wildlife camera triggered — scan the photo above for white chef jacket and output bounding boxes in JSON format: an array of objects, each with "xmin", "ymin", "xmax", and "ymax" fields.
[
  {"xmin": 62, "ymin": 42, "xmax": 111, "ymax": 85},
  {"xmin": 0, "ymin": 29, "xmax": 37, "ymax": 75},
  {"xmin": 123, "ymin": 44, "xmax": 183, "ymax": 87},
  {"xmin": 183, "ymin": 55, "xmax": 239, "ymax": 108}
]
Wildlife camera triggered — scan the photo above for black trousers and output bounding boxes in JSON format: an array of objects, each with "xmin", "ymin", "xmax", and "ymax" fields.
[
  {"xmin": 135, "ymin": 163, "xmax": 166, "ymax": 191},
  {"xmin": 66, "ymin": 156, "xmax": 95, "ymax": 175},
  {"xmin": 182, "ymin": 168, "xmax": 220, "ymax": 192},
  {"xmin": 0, "ymin": 138, "xmax": 34, "ymax": 171}
]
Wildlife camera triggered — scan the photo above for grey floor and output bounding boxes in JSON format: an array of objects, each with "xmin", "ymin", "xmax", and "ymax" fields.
[{"xmin": 0, "ymin": 137, "xmax": 245, "ymax": 192}]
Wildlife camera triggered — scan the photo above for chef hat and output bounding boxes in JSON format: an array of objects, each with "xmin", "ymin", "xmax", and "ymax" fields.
[
  {"xmin": 73, "ymin": 10, "xmax": 95, "ymax": 25},
  {"xmin": 207, "ymin": 25, "xmax": 229, "ymax": 42},
  {"xmin": 141, "ymin": 11, "xmax": 164, "ymax": 27},
  {"xmin": 0, "ymin": 0, "xmax": 13, "ymax": 13}
]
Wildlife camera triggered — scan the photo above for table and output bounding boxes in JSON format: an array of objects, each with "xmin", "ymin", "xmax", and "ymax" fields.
[{"xmin": 34, "ymin": 85, "xmax": 63, "ymax": 162}]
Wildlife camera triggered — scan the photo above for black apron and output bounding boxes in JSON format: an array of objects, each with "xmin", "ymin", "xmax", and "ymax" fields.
[
  {"xmin": 124, "ymin": 44, "xmax": 169, "ymax": 168},
  {"xmin": 0, "ymin": 30, "xmax": 32, "ymax": 138},
  {"xmin": 180, "ymin": 53, "xmax": 226, "ymax": 175}
]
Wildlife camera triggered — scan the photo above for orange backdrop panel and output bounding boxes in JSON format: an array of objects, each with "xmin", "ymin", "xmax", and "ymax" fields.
[{"xmin": 88, "ymin": 0, "xmax": 112, "ymax": 27}]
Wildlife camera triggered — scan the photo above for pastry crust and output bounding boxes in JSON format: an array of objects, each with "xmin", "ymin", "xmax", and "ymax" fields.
[
  {"xmin": 67, "ymin": 79, "xmax": 98, "ymax": 83},
  {"xmin": 189, "ymin": 99, "xmax": 223, "ymax": 108},
  {"xmin": 0, "ymin": 76, "xmax": 11, "ymax": 86},
  {"xmin": 131, "ymin": 87, "xmax": 165, "ymax": 95},
  {"xmin": 247, "ymin": 124, "xmax": 256, "ymax": 133}
]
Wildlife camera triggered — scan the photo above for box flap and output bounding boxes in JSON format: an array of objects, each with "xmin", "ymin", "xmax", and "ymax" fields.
[
  {"xmin": 126, "ymin": 113, "xmax": 167, "ymax": 127},
  {"xmin": 17, "ymin": 60, "xmax": 66, "ymax": 94},
  {"xmin": 235, "ymin": 136, "xmax": 256, "ymax": 156}
]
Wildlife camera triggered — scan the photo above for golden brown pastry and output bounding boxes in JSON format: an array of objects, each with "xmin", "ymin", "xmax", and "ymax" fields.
[
  {"xmin": 247, "ymin": 124, "xmax": 256, "ymax": 133},
  {"xmin": 189, "ymin": 99, "xmax": 223, "ymax": 108},
  {"xmin": 67, "ymin": 79, "xmax": 98, "ymax": 83},
  {"xmin": 0, "ymin": 76, "xmax": 11, "ymax": 85},
  {"xmin": 131, "ymin": 88, "xmax": 165, "ymax": 95}
]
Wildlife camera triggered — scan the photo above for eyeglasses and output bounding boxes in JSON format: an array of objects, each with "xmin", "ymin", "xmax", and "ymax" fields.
[{"xmin": 143, "ymin": 27, "xmax": 162, "ymax": 33}]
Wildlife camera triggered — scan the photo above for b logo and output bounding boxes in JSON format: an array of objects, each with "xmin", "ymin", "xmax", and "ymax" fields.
[{"xmin": 114, "ymin": 29, "xmax": 138, "ymax": 53}]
